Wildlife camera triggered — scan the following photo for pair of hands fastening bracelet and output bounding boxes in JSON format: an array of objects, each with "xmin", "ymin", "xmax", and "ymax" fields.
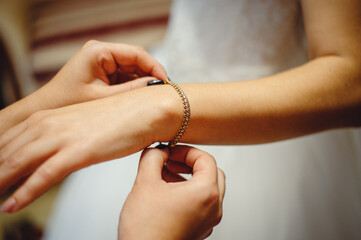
[{"xmin": 147, "ymin": 77, "xmax": 191, "ymax": 147}]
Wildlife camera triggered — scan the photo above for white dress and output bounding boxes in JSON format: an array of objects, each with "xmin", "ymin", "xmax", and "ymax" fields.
[{"xmin": 44, "ymin": 0, "xmax": 361, "ymax": 239}]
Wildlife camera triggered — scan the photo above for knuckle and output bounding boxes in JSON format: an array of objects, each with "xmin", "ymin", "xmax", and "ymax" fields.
[
  {"xmin": 133, "ymin": 45, "xmax": 145, "ymax": 52},
  {"xmin": 0, "ymin": 148, "xmax": 10, "ymax": 162},
  {"xmin": 204, "ymin": 229, "xmax": 213, "ymax": 239},
  {"xmin": 97, "ymin": 50, "xmax": 112, "ymax": 64},
  {"xmin": 28, "ymin": 110, "xmax": 47, "ymax": 124},
  {"xmin": 83, "ymin": 39, "xmax": 101, "ymax": 49},
  {"xmin": 86, "ymin": 44, "xmax": 112, "ymax": 65},
  {"xmin": 206, "ymin": 152, "xmax": 216, "ymax": 162},
  {"xmin": 218, "ymin": 168, "xmax": 225, "ymax": 180},
  {"xmin": 128, "ymin": 81, "xmax": 138, "ymax": 91},
  {"xmin": 197, "ymin": 184, "xmax": 220, "ymax": 208},
  {"xmin": 21, "ymin": 183, "xmax": 36, "ymax": 202},
  {"xmin": 215, "ymin": 209, "xmax": 223, "ymax": 225},
  {"xmin": 4, "ymin": 154, "xmax": 22, "ymax": 170},
  {"xmin": 78, "ymin": 140, "xmax": 96, "ymax": 156},
  {"xmin": 36, "ymin": 115, "xmax": 58, "ymax": 131},
  {"xmin": 36, "ymin": 166, "xmax": 53, "ymax": 183},
  {"xmin": 36, "ymin": 118, "xmax": 51, "ymax": 131},
  {"xmin": 194, "ymin": 150, "xmax": 216, "ymax": 165},
  {"xmin": 83, "ymin": 40, "xmax": 110, "ymax": 59},
  {"xmin": 207, "ymin": 187, "xmax": 220, "ymax": 205}
]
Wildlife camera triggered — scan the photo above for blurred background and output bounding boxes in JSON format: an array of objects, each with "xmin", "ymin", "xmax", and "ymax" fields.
[{"xmin": 0, "ymin": 0, "xmax": 171, "ymax": 239}]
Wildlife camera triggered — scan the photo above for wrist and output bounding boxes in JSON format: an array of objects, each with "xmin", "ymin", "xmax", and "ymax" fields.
[
  {"xmin": 118, "ymin": 226, "xmax": 173, "ymax": 240},
  {"xmin": 150, "ymin": 84, "xmax": 185, "ymax": 144},
  {"xmin": 118, "ymin": 217, "xmax": 186, "ymax": 240},
  {"xmin": 0, "ymin": 90, "xmax": 49, "ymax": 134}
]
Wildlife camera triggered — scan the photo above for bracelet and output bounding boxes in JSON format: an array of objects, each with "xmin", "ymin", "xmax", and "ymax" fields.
[{"xmin": 165, "ymin": 77, "xmax": 191, "ymax": 147}]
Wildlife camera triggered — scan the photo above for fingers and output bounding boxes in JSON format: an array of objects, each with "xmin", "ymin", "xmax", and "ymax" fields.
[
  {"xmin": 168, "ymin": 146, "xmax": 224, "ymax": 228},
  {"xmin": 0, "ymin": 126, "xmax": 40, "ymax": 162},
  {"xmin": 168, "ymin": 145, "xmax": 218, "ymax": 183},
  {"xmin": 168, "ymin": 145, "xmax": 203, "ymax": 167},
  {"xmin": 202, "ymin": 229, "xmax": 213, "ymax": 239},
  {"xmin": 101, "ymin": 76, "xmax": 156, "ymax": 96},
  {"xmin": 165, "ymin": 160, "xmax": 193, "ymax": 174},
  {"xmin": 106, "ymin": 68, "xmax": 149, "ymax": 85},
  {"xmin": 0, "ymin": 113, "xmax": 63, "ymax": 195},
  {"xmin": 108, "ymin": 43, "xmax": 167, "ymax": 81},
  {"xmin": 116, "ymin": 65, "xmax": 148, "ymax": 79},
  {"xmin": 0, "ymin": 150, "xmax": 76, "ymax": 213},
  {"xmin": 161, "ymin": 165, "xmax": 187, "ymax": 183},
  {"xmin": 83, "ymin": 40, "xmax": 167, "ymax": 81},
  {"xmin": 217, "ymin": 168, "xmax": 226, "ymax": 205},
  {"xmin": 137, "ymin": 148, "xmax": 169, "ymax": 182},
  {"xmin": 0, "ymin": 120, "xmax": 28, "ymax": 149},
  {"xmin": 0, "ymin": 140, "xmax": 58, "ymax": 195}
]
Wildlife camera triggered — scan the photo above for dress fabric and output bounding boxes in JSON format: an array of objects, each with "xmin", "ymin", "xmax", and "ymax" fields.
[{"xmin": 44, "ymin": 0, "xmax": 361, "ymax": 239}]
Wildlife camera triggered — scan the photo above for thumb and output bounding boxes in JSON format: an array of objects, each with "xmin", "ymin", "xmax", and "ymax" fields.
[{"xmin": 137, "ymin": 148, "xmax": 169, "ymax": 182}]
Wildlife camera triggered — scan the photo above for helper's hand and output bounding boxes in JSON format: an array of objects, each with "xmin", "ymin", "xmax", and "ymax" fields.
[
  {"xmin": 37, "ymin": 40, "xmax": 167, "ymax": 107},
  {"xmin": 0, "ymin": 84, "xmax": 182, "ymax": 213},
  {"xmin": 118, "ymin": 146, "xmax": 225, "ymax": 240},
  {"xmin": 0, "ymin": 40, "xmax": 167, "ymax": 134}
]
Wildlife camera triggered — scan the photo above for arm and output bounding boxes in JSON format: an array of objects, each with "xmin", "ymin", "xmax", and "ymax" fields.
[
  {"xmin": 180, "ymin": 0, "xmax": 361, "ymax": 144},
  {"xmin": 118, "ymin": 146, "xmax": 225, "ymax": 240},
  {"xmin": 1, "ymin": 0, "xmax": 360, "ymax": 212},
  {"xmin": 0, "ymin": 40, "xmax": 167, "ymax": 134}
]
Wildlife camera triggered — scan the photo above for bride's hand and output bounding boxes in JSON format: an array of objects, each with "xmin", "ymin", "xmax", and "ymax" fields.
[
  {"xmin": 0, "ymin": 85, "xmax": 182, "ymax": 213},
  {"xmin": 0, "ymin": 40, "xmax": 167, "ymax": 135}
]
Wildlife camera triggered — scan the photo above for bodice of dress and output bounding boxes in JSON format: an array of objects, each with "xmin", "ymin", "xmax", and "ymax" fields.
[{"xmin": 157, "ymin": 0, "xmax": 307, "ymax": 83}]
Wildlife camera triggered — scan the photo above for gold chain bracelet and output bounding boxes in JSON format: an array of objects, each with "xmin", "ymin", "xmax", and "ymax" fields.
[{"xmin": 165, "ymin": 77, "xmax": 191, "ymax": 147}]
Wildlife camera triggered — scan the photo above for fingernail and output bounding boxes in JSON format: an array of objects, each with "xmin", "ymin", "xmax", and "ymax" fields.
[
  {"xmin": 0, "ymin": 197, "xmax": 16, "ymax": 213},
  {"xmin": 147, "ymin": 79, "xmax": 164, "ymax": 86},
  {"xmin": 155, "ymin": 143, "xmax": 168, "ymax": 149}
]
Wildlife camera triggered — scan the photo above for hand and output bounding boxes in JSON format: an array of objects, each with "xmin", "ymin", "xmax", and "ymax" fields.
[
  {"xmin": 0, "ymin": 40, "xmax": 167, "ymax": 134},
  {"xmin": 36, "ymin": 40, "xmax": 167, "ymax": 107},
  {"xmin": 118, "ymin": 145, "xmax": 226, "ymax": 240},
  {"xmin": 0, "ymin": 84, "xmax": 182, "ymax": 213}
]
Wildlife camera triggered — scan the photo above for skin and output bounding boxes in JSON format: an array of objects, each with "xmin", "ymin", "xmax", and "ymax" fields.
[
  {"xmin": 0, "ymin": 40, "xmax": 168, "ymax": 134},
  {"xmin": 0, "ymin": 0, "xmax": 360, "ymax": 213},
  {"xmin": 0, "ymin": 40, "xmax": 168, "ymax": 212},
  {"xmin": 118, "ymin": 146, "xmax": 225, "ymax": 240}
]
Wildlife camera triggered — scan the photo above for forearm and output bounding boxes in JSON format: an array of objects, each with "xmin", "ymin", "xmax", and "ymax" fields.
[
  {"xmin": 0, "ymin": 89, "xmax": 53, "ymax": 134},
  {"xmin": 172, "ymin": 56, "xmax": 361, "ymax": 145},
  {"xmin": 0, "ymin": 77, "xmax": 78, "ymax": 135},
  {"xmin": 167, "ymin": 0, "xmax": 361, "ymax": 145}
]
